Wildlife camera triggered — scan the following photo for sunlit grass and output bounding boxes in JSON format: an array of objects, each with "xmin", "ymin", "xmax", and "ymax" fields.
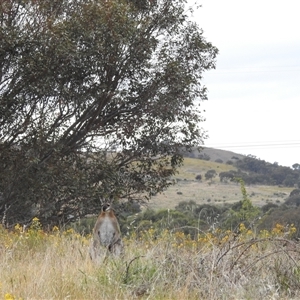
[
  {"xmin": 175, "ymin": 157, "xmax": 236, "ymax": 181},
  {"xmin": 1, "ymin": 218, "xmax": 300, "ymax": 299}
]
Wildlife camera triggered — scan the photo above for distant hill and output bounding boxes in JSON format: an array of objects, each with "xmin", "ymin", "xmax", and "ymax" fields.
[
  {"xmin": 182, "ymin": 147, "xmax": 246, "ymax": 163},
  {"xmin": 149, "ymin": 156, "xmax": 294, "ymax": 211},
  {"xmin": 147, "ymin": 147, "xmax": 300, "ymax": 211}
]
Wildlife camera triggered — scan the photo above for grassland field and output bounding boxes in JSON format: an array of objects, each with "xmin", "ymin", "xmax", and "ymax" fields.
[
  {"xmin": 149, "ymin": 157, "xmax": 294, "ymax": 210},
  {"xmin": 1, "ymin": 157, "xmax": 299, "ymax": 300},
  {"xmin": 1, "ymin": 218, "xmax": 300, "ymax": 299}
]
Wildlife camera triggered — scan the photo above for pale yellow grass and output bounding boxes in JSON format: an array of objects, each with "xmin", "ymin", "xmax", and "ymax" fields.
[
  {"xmin": 150, "ymin": 181, "xmax": 293, "ymax": 210},
  {"xmin": 175, "ymin": 157, "xmax": 235, "ymax": 180},
  {"xmin": 1, "ymin": 228, "xmax": 300, "ymax": 300},
  {"xmin": 149, "ymin": 157, "xmax": 293, "ymax": 210}
]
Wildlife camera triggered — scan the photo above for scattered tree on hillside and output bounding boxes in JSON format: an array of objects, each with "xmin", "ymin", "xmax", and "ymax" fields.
[
  {"xmin": 219, "ymin": 171, "xmax": 235, "ymax": 183},
  {"xmin": 195, "ymin": 174, "xmax": 202, "ymax": 181},
  {"xmin": 292, "ymin": 163, "xmax": 300, "ymax": 170},
  {"xmin": 205, "ymin": 169, "xmax": 217, "ymax": 182},
  {"xmin": 215, "ymin": 158, "xmax": 223, "ymax": 163},
  {"xmin": 0, "ymin": 0, "xmax": 217, "ymax": 226},
  {"xmin": 198, "ymin": 153, "xmax": 211, "ymax": 161}
]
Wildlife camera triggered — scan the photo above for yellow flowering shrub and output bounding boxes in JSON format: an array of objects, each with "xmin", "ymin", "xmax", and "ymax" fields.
[{"xmin": 1, "ymin": 217, "xmax": 297, "ymax": 255}]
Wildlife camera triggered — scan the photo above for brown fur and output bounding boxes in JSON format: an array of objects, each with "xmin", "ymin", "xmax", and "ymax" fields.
[{"xmin": 89, "ymin": 203, "xmax": 124, "ymax": 261}]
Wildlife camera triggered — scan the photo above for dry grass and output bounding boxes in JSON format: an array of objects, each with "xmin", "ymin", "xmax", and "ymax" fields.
[
  {"xmin": 0, "ymin": 158, "xmax": 295, "ymax": 299},
  {"xmin": 1, "ymin": 219, "xmax": 300, "ymax": 299},
  {"xmin": 149, "ymin": 181, "xmax": 292, "ymax": 210},
  {"xmin": 149, "ymin": 158, "xmax": 293, "ymax": 210}
]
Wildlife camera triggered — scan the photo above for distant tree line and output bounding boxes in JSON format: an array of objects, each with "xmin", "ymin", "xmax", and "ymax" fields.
[
  {"xmin": 196, "ymin": 154, "xmax": 300, "ymax": 187},
  {"xmin": 234, "ymin": 156, "xmax": 300, "ymax": 187}
]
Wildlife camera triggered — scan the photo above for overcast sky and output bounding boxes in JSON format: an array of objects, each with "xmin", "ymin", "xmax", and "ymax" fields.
[{"xmin": 190, "ymin": 0, "xmax": 300, "ymax": 168}]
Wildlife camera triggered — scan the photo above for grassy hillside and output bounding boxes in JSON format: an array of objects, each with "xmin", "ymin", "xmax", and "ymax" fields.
[
  {"xmin": 182, "ymin": 146, "xmax": 246, "ymax": 162},
  {"xmin": 201, "ymin": 147, "xmax": 246, "ymax": 162},
  {"xmin": 149, "ymin": 157, "xmax": 293, "ymax": 210}
]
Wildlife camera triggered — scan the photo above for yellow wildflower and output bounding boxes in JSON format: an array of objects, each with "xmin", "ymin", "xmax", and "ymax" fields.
[
  {"xmin": 4, "ymin": 293, "xmax": 15, "ymax": 300},
  {"xmin": 14, "ymin": 224, "xmax": 22, "ymax": 234},
  {"xmin": 52, "ymin": 226, "xmax": 59, "ymax": 233},
  {"xmin": 239, "ymin": 223, "xmax": 246, "ymax": 233}
]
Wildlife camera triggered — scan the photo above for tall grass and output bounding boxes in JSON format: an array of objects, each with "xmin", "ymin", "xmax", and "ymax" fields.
[{"xmin": 1, "ymin": 218, "xmax": 300, "ymax": 299}]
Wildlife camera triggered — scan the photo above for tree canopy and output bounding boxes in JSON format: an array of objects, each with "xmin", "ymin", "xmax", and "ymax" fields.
[{"xmin": 0, "ymin": 0, "xmax": 218, "ymax": 226}]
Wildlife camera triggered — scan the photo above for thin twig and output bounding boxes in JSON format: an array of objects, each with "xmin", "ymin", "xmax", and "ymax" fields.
[{"xmin": 124, "ymin": 255, "xmax": 145, "ymax": 283}]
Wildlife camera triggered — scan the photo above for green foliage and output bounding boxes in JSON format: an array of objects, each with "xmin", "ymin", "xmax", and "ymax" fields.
[
  {"xmin": 261, "ymin": 202, "xmax": 279, "ymax": 214},
  {"xmin": 235, "ymin": 156, "xmax": 299, "ymax": 186},
  {"xmin": 219, "ymin": 171, "xmax": 235, "ymax": 182},
  {"xmin": 215, "ymin": 158, "xmax": 223, "ymax": 163},
  {"xmin": 124, "ymin": 207, "xmax": 199, "ymax": 236},
  {"xmin": 121, "ymin": 182, "xmax": 298, "ymax": 238},
  {"xmin": 258, "ymin": 205, "xmax": 300, "ymax": 238},
  {"xmin": 175, "ymin": 200, "xmax": 198, "ymax": 213},
  {"xmin": 292, "ymin": 163, "xmax": 300, "ymax": 170},
  {"xmin": 198, "ymin": 153, "xmax": 211, "ymax": 161},
  {"xmin": 290, "ymin": 189, "xmax": 300, "ymax": 197},
  {"xmin": 67, "ymin": 216, "xmax": 97, "ymax": 235},
  {"xmin": 223, "ymin": 179, "xmax": 260, "ymax": 230},
  {"xmin": 123, "ymin": 200, "xmax": 230, "ymax": 237},
  {"xmin": 284, "ymin": 189, "xmax": 300, "ymax": 207},
  {"xmin": 204, "ymin": 169, "xmax": 217, "ymax": 181},
  {"xmin": 195, "ymin": 174, "xmax": 202, "ymax": 181},
  {"xmin": 0, "ymin": 0, "xmax": 217, "ymax": 226},
  {"xmin": 175, "ymin": 200, "xmax": 226, "ymax": 229}
]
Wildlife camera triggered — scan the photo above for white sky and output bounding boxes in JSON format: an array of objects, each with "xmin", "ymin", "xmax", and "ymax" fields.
[{"xmin": 190, "ymin": 0, "xmax": 300, "ymax": 168}]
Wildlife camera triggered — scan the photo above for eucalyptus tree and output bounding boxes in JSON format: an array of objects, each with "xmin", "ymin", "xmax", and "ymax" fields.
[{"xmin": 0, "ymin": 0, "xmax": 218, "ymax": 226}]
